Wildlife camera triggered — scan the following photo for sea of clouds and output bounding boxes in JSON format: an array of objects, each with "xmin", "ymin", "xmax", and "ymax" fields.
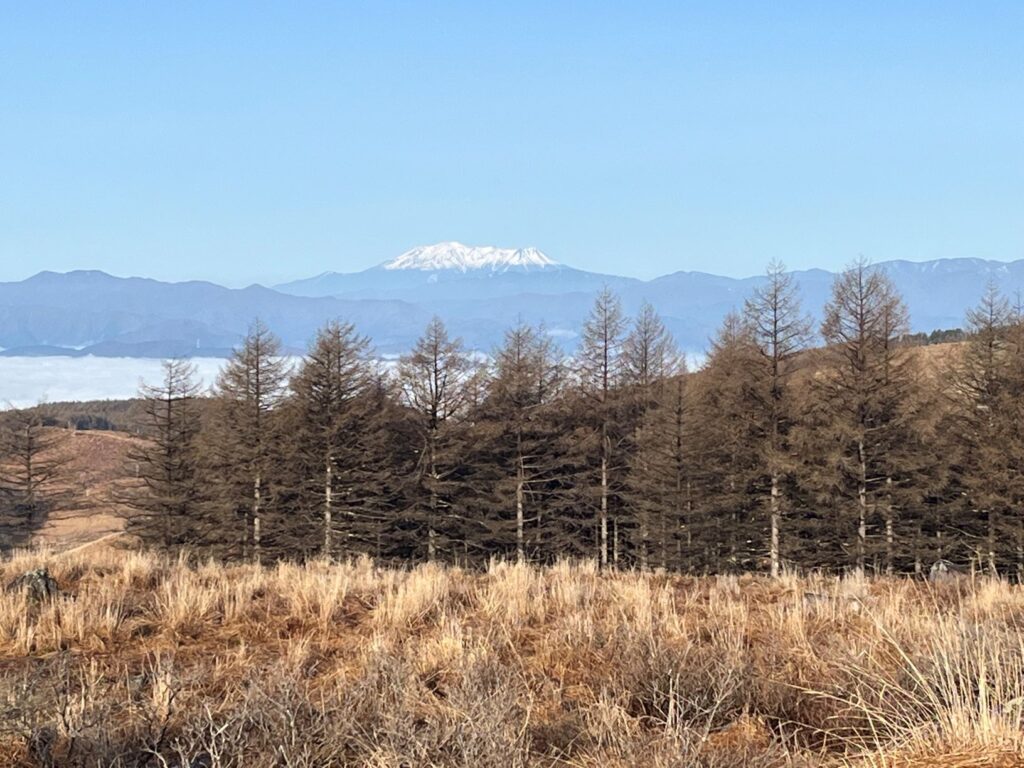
[{"xmin": 0, "ymin": 356, "xmax": 231, "ymax": 409}]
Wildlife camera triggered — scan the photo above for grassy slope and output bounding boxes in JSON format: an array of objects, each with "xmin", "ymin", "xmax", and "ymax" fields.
[{"xmin": 1, "ymin": 549, "xmax": 1023, "ymax": 767}]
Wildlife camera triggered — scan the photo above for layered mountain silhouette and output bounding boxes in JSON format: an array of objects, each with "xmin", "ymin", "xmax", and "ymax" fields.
[{"xmin": 2, "ymin": 243, "xmax": 1023, "ymax": 358}]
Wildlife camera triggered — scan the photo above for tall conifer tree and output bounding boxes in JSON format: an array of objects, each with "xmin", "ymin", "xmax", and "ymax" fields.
[
  {"xmin": 807, "ymin": 260, "xmax": 917, "ymax": 572},
  {"xmin": 204, "ymin": 320, "xmax": 290, "ymax": 561},
  {"xmin": 398, "ymin": 317, "xmax": 472, "ymax": 562},
  {"xmin": 577, "ymin": 288, "xmax": 627, "ymax": 567},
  {"xmin": 287, "ymin": 320, "xmax": 373, "ymax": 557},
  {"xmin": 742, "ymin": 262, "xmax": 812, "ymax": 576},
  {"xmin": 123, "ymin": 359, "xmax": 203, "ymax": 551}
]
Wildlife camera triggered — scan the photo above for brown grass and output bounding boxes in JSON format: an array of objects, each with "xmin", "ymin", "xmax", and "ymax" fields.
[{"xmin": 1, "ymin": 549, "xmax": 1023, "ymax": 767}]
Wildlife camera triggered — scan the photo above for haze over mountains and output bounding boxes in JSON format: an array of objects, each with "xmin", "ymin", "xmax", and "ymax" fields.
[{"xmin": 2, "ymin": 242, "xmax": 1023, "ymax": 360}]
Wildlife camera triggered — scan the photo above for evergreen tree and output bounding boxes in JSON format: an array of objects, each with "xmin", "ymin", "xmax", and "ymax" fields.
[
  {"xmin": 620, "ymin": 302, "xmax": 682, "ymax": 569},
  {"xmin": 947, "ymin": 283, "xmax": 1017, "ymax": 573},
  {"xmin": 398, "ymin": 317, "xmax": 472, "ymax": 562},
  {"xmin": 122, "ymin": 360, "xmax": 203, "ymax": 551},
  {"xmin": 0, "ymin": 408, "xmax": 69, "ymax": 550},
  {"xmin": 359, "ymin": 363, "xmax": 421, "ymax": 561},
  {"xmin": 1001, "ymin": 302, "xmax": 1024, "ymax": 578},
  {"xmin": 475, "ymin": 322, "xmax": 564, "ymax": 562},
  {"xmin": 203, "ymin": 320, "xmax": 290, "ymax": 561},
  {"xmin": 625, "ymin": 370, "xmax": 692, "ymax": 570},
  {"xmin": 742, "ymin": 261, "xmax": 812, "ymax": 576},
  {"xmin": 286, "ymin": 320, "xmax": 374, "ymax": 558},
  {"xmin": 577, "ymin": 288, "xmax": 628, "ymax": 567},
  {"xmin": 805, "ymin": 260, "xmax": 918, "ymax": 572},
  {"xmin": 689, "ymin": 313, "xmax": 763, "ymax": 572},
  {"xmin": 622, "ymin": 301, "xmax": 679, "ymax": 390}
]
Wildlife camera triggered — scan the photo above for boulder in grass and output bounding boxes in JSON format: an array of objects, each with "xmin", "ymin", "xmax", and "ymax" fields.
[
  {"xmin": 928, "ymin": 559, "xmax": 965, "ymax": 582},
  {"xmin": 5, "ymin": 567, "xmax": 59, "ymax": 602}
]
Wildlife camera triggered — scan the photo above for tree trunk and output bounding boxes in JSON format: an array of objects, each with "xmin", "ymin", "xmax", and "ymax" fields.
[
  {"xmin": 639, "ymin": 506, "xmax": 649, "ymax": 572},
  {"xmin": 884, "ymin": 476, "xmax": 893, "ymax": 575},
  {"xmin": 24, "ymin": 426, "xmax": 37, "ymax": 524},
  {"xmin": 671, "ymin": 407, "xmax": 684, "ymax": 572},
  {"xmin": 599, "ymin": 453, "xmax": 608, "ymax": 568},
  {"xmin": 857, "ymin": 439, "xmax": 867, "ymax": 573},
  {"xmin": 769, "ymin": 472, "xmax": 781, "ymax": 578},
  {"xmin": 242, "ymin": 514, "xmax": 250, "ymax": 562},
  {"xmin": 685, "ymin": 480, "xmax": 693, "ymax": 571},
  {"xmin": 164, "ymin": 394, "xmax": 173, "ymax": 550},
  {"xmin": 515, "ymin": 457, "xmax": 525, "ymax": 564},
  {"xmin": 252, "ymin": 472, "xmax": 262, "ymax": 564},
  {"xmin": 914, "ymin": 520, "xmax": 922, "ymax": 576},
  {"xmin": 1017, "ymin": 518, "xmax": 1023, "ymax": 584},
  {"xmin": 988, "ymin": 509, "xmax": 997, "ymax": 575},
  {"xmin": 428, "ymin": 431, "xmax": 438, "ymax": 563},
  {"xmin": 657, "ymin": 506, "xmax": 666, "ymax": 571},
  {"xmin": 324, "ymin": 454, "xmax": 333, "ymax": 557}
]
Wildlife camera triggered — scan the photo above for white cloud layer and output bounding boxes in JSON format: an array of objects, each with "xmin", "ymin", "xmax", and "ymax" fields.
[{"xmin": 0, "ymin": 356, "xmax": 230, "ymax": 409}]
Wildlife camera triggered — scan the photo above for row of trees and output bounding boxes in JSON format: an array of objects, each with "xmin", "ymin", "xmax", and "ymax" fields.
[{"xmin": 6, "ymin": 259, "xmax": 1024, "ymax": 575}]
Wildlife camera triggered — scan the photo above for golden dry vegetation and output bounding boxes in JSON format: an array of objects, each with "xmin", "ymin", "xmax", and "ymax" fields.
[{"xmin": 2, "ymin": 548, "xmax": 1024, "ymax": 767}]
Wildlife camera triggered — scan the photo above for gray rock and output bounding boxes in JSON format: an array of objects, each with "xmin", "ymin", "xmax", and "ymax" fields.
[
  {"xmin": 5, "ymin": 567, "xmax": 59, "ymax": 602},
  {"xmin": 928, "ymin": 559, "xmax": 965, "ymax": 582}
]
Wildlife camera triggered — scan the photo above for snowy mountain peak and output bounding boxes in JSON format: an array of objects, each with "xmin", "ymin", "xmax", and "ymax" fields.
[{"xmin": 382, "ymin": 242, "xmax": 557, "ymax": 272}]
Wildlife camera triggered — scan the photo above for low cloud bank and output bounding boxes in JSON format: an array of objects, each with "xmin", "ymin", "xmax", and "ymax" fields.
[{"xmin": 0, "ymin": 356, "xmax": 229, "ymax": 409}]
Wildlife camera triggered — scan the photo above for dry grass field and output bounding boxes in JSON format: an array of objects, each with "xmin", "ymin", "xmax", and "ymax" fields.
[{"xmin": 2, "ymin": 548, "xmax": 1024, "ymax": 767}]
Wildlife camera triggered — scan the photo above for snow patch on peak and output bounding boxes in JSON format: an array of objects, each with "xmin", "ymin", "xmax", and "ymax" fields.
[{"xmin": 382, "ymin": 242, "xmax": 557, "ymax": 272}]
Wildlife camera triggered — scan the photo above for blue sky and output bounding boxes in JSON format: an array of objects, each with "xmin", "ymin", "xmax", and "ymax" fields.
[{"xmin": 1, "ymin": 2, "xmax": 1022, "ymax": 285}]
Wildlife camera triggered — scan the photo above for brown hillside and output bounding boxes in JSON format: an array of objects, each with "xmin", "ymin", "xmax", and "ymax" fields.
[{"xmin": 24, "ymin": 428, "xmax": 141, "ymax": 547}]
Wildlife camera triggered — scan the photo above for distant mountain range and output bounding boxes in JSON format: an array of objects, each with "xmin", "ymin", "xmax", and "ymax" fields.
[{"xmin": 2, "ymin": 242, "xmax": 1023, "ymax": 359}]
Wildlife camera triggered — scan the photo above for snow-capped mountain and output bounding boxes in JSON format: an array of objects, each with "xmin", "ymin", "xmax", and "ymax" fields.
[
  {"xmin": 274, "ymin": 241, "xmax": 609, "ymax": 301},
  {"xmin": 382, "ymin": 242, "xmax": 557, "ymax": 272}
]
